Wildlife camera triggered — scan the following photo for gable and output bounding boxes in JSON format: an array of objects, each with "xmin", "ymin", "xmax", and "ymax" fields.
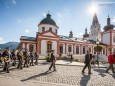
[{"xmin": 43, "ymin": 32, "xmax": 56, "ymax": 36}]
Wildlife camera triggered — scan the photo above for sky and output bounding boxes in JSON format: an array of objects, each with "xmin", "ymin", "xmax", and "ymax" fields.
[{"xmin": 0, "ymin": 0, "xmax": 115, "ymax": 44}]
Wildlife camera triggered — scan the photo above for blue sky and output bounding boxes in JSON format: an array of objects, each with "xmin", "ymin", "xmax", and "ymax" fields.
[{"xmin": 0, "ymin": 0, "xmax": 115, "ymax": 44}]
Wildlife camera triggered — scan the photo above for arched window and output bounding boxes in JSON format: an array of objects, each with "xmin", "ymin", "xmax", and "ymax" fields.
[
  {"xmin": 68, "ymin": 45, "xmax": 71, "ymax": 52},
  {"xmin": 29, "ymin": 44, "xmax": 34, "ymax": 52},
  {"xmin": 47, "ymin": 41, "xmax": 52, "ymax": 53},
  {"xmin": 42, "ymin": 27, "xmax": 45, "ymax": 32},
  {"xmin": 83, "ymin": 46, "xmax": 85, "ymax": 54},
  {"xmin": 55, "ymin": 29, "xmax": 57, "ymax": 34},
  {"xmin": 76, "ymin": 46, "xmax": 79, "ymax": 54},
  {"xmin": 60, "ymin": 44, "xmax": 63, "ymax": 54},
  {"xmin": 49, "ymin": 27, "xmax": 52, "ymax": 31}
]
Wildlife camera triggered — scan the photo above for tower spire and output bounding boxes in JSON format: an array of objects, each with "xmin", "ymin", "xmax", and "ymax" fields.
[
  {"xmin": 92, "ymin": 13, "xmax": 99, "ymax": 25},
  {"xmin": 107, "ymin": 14, "xmax": 110, "ymax": 25}
]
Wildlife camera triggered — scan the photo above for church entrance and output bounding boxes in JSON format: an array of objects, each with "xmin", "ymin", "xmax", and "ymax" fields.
[{"xmin": 47, "ymin": 41, "xmax": 52, "ymax": 53}]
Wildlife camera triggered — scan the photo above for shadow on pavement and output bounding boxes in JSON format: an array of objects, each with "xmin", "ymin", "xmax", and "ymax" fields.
[
  {"xmin": 94, "ymin": 68, "xmax": 106, "ymax": 77},
  {"xmin": 21, "ymin": 70, "xmax": 54, "ymax": 82},
  {"xmin": 80, "ymin": 74, "xmax": 91, "ymax": 86}
]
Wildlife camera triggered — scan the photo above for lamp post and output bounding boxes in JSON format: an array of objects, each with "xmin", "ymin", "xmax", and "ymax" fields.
[{"xmin": 96, "ymin": 39, "xmax": 99, "ymax": 67}]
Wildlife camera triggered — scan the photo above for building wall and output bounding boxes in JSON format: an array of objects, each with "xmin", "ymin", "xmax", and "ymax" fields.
[
  {"xmin": 102, "ymin": 32, "xmax": 110, "ymax": 45},
  {"xmin": 38, "ymin": 24, "xmax": 58, "ymax": 34},
  {"xmin": 41, "ymin": 40, "xmax": 57, "ymax": 55}
]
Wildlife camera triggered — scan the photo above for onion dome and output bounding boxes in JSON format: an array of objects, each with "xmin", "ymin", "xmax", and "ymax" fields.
[
  {"xmin": 103, "ymin": 15, "xmax": 115, "ymax": 31},
  {"xmin": 83, "ymin": 28, "xmax": 89, "ymax": 38}
]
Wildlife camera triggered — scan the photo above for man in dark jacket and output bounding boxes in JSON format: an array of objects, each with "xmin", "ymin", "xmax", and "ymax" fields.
[
  {"xmin": 2, "ymin": 47, "xmax": 11, "ymax": 73},
  {"xmin": 82, "ymin": 50, "xmax": 92, "ymax": 74},
  {"xmin": 49, "ymin": 50, "xmax": 56, "ymax": 71},
  {"xmin": 17, "ymin": 49, "xmax": 23, "ymax": 69},
  {"xmin": 23, "ymin": 49, "xmax": 29, "ymax": 68}
]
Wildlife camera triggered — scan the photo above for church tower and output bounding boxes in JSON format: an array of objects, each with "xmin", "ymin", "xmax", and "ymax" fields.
[
  {"xmin": 69, "ymin": 30, "xmax": 73, "ymax": 38},
  {"xmin": 89, "ymin": 13, "xmax": 101, "ymax": 42}
]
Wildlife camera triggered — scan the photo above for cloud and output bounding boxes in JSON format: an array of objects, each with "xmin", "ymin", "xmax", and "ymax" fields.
[
  {"xmin": 12, "ymin": 0, "xmax": 16, "ymax": 5},
  {"xmin": 112, "ymin": 16, "xmax": 115, "ymax": 23},
  {"xmin": 25, "ymin": 29, "xmax": 30, "ymax": 33},
  {"xmin": 76, "ymin": 33, "xmax": 83, "ymax": 38},
  {"xmin": 43, "ymin": 13, "xmax": 46, "ymax": 17},
  {"xmin": 0, "ymin": 37, "xmax": 5, "ymax": 44}
]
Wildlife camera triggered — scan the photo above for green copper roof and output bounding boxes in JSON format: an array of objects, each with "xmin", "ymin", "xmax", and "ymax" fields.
[
  {"xmin": 103, "ymin": 24, "xmax": 114, "ymax": 31},
  {"xmin": 39, "ymin": 13, "xmax": 57, "ymax": 26}
]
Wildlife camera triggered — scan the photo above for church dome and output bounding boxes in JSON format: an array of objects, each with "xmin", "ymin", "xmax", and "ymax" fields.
[
  {"xmin": 39, "ymin": 13, "xmax": 57, "ymax": 27},
  {"xmin": 104, "ymin": 24, "xmax": 114, "ymax": 31},
  {"xmin": 103, "ymin": 15, "xmax": 115, "ymax": 31}
]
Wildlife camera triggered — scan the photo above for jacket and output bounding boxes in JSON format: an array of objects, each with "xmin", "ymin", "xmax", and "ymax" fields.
[
  {"xmin": 108, "ymin": 54, "xmax": 114, "ymax": 64},
  {"xmin": 50, "ymin": 53, "xmax": 55, "ymax": 62}
]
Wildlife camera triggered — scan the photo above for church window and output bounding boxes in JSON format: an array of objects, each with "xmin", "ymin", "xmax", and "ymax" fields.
[
  {"xmin": 103, "ymin": 48, "xmax": 105, "ymax": 55},
  {"xmin": 29, "ymin": 44, "xmax": 33, "ymax": 52},
  {"xmin": 47, "ymin": 41, "xmax": 52, "ymax": 53},
  {"xmin": 113, "ymin": 36, "xmax": 115, "ymax": 43},
  {"xmin": 60, "ymin": 44, "xmax": 63, "ymax": 54},
  {"xmin": 76, "ymin": 46, "xmax": 79, "ymax": 54},
  {"xmin": 55, "ymin": 29, "xmax": 57, "ymax": 34},
  {"xmin": 42, "ymin": 27, "xmax": 45, "ymax": 32},
  {"xmin": 83, "ymin": 46, "xmax": 85, "ymax": 54},
  {"xmin": 49, "ymin": 27, "xmax": 52, "ymax": 31},
  {"xmin": 68, "ymin": 45, "xmax": 71, "ymax": 52}
]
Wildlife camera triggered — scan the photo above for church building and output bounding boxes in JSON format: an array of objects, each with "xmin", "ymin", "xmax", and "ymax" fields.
[{"xmin": 19, "ymin": 12, "xmax": 115, "ymax": 59}]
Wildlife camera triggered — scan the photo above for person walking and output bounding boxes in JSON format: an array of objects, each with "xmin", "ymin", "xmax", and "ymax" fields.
[
  {"xmin": 70, "ymin": 54, "xmax": 73, "ymax": 63},
  {"xmin": 106, "ymin": 51, "xmax": 115, "ymax": 73},
  {"xmin": 11, "ymin": 49, "xmax": 17, "ymax": 66},
  {"xmin": 2, "ymin": 47, "xmax": 11, "ymax": 73},
  {"xmin": 0, "ymin": 49, "xmax": 3, "ymax": 64},
  {"xmin": 82, "ymin": 50, "xmax": 92, "ymax": 74},
  {"xmin": 49, "ymin": 50, "xmax": 56, "ymax": 71},
  {"xmin": 23, "ymin": 49, "xmax": 29, "ymax": 68},
  {"xmin": 30, "ymin": 52, "xmax": 34, "ymax": 66},
  {"xmin": 17, "ymin": 49, "xmax": 23, "ymax": 69},
  {"xmin": 34, "ymin": 52, "xmax": 39, "ymax": 65}
]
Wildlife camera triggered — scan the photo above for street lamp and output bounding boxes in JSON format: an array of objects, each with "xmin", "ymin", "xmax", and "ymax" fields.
[{"xmin": 96, "ymin": 39, "xmax": 99, "ymax": 67}]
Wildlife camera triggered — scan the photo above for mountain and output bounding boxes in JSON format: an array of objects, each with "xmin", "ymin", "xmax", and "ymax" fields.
[{"xmin": 0, "ymin": 42, "xmax": 19, "ymax": 51}]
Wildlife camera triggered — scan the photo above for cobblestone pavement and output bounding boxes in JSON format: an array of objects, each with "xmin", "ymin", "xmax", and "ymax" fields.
[{"xmin": 0, "ymin": 63, "xmax": 115, "ymax": 86}]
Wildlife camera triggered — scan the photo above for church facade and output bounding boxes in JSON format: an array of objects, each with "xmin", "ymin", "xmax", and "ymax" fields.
[{"xmin": 20, "ymin": 13, "xmax": 115, "ymax": 58}]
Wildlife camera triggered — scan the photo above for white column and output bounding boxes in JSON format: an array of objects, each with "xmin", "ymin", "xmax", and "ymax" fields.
[{"xmin": 22, "ymin": 43, "xmax": 25, "ymax": 48}]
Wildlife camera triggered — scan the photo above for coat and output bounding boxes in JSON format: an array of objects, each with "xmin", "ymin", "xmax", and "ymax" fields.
[
  {"xmin": 50, "ymin": 53, "xmax": 55, "ymax": 62},
  {"xmin": 108, "ymin": 54, "xmax": 114, "ymax": 64},
  {"xmin": 84, "ymin": 54, "xmax": 92, "ymax": 64}
]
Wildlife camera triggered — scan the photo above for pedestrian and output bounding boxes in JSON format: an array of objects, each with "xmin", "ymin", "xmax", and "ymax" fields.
[
  {"xmin": 49, "ymin": 50, "xmax": 56, "ymax": 71},
  {"xmin": 30, "ymin": 52, "xmax": 34, "ymax": 66},
  {"xmin": 34, "ymin": 52, "xmax": 39, "ymax": 65},
  {"xmin": 2, "ymin": 47, "xmax": 11, "ymax": 73},
  {"xmin": 106, "ymin": 51, "xmax": 115, "ymax": 73},
  {"xmin": 92, "ymin": 55, "xmax": 96, "ymax": 68},
  {"xmin": 17, "ymin": 49, "xmax": 23, "ymax": 69},
  {"xmin": 0, "ymin": 49, "xmax": 3, "ymax": 64},
  {"xmin": 82, "ymin": 50, "xmax": 92, "ymax": 74},
  {"xmin": 70, "ymin": 54, "xmax": 73, "ymax": 63},
  {"xmin": 11, "ymin": 49, "xmax": 17, "ymax": 66},
  {"xmin": 23, "ymin": 49, "xmax": 29, "ymax": 68}
]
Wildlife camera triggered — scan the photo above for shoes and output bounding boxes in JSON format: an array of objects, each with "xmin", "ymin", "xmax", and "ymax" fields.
[
  {"xmin": 82, "ymin": 71, "xmax": 85, "ymax": 73},
  {"xmin": 6, "ymin": 71, "xmax": 10, "ymax": 73}
]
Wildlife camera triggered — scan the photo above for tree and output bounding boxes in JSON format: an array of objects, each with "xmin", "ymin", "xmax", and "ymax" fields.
[{"xmin": 94, "ymin": 45, "xmax": 102, "ymax": 52}]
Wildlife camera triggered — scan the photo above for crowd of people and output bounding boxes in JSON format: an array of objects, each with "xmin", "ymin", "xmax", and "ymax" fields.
[
  {"xmin": 0, "ymin": 47, "xmax": 115, "ymax": 74},
  {"xmin": 0, "ymin": 47, "xmax": 39, "ymax": 73},
  {"xmin": 82, "ymin": 50, "xmax": 115, "ymax": 74}
]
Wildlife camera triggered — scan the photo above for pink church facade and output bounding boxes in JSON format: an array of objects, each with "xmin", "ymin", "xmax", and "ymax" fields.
[{"xmin": 20, "ymin": 13, "xmax": 115, "ymax": 61}]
